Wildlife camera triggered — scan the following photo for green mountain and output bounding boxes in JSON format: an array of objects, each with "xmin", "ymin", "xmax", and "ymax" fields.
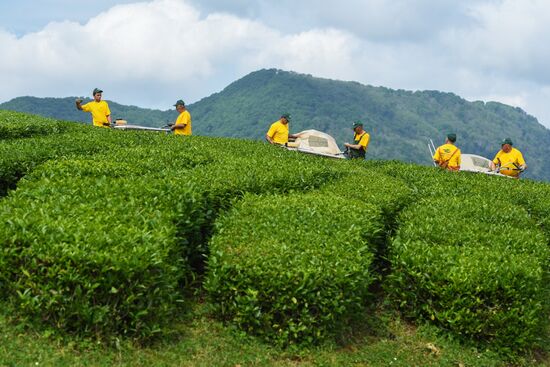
[
  {"xmin": 191, "ymin": 69, "xmax": 550, "ymax": 181},
  {"xmin": 2, "ymin": 69, "xmax": 549, "ymax": 180}
]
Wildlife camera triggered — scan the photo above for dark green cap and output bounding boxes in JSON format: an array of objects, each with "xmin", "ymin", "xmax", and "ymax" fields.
[
  {"xmin": 502, "ymin": 138, "xmax": 513, "ymax": 146},
  {"xmin": 174, "ymin": 99, "xmax": 185, "ymax": 107},
  {"xmin": 92, "ymin": 88, "xmax": 103, "ymax": 95},
  {"xmin": 281, "ymin": 113, "xmax": 291, "ymax": 121},
  {"xmin": 447, "ymin": 133, "xmax": 456, "ymax": 143},
  {"xmin": 353, "ymin": 121, "xmax": 363, "ymax": 129}
]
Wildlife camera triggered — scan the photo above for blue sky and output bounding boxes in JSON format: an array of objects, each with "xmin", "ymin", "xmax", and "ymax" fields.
[{"xmin": 1, "ymin": 0, "xmax": 550, "ymax": 128}]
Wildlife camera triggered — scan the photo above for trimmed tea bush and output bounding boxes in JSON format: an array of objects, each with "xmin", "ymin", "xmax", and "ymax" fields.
[
  {"xmin": 0, "ymin": 169, "xmax": 204, "ymax": 339},
  {"xmin": 388, "ymin": 194, "xmax": 549, "ymax": 351},
  {"xmin": 319, "ymin": 165, "xmax": 411, "ymax": 226},
  {"xmin": 510, "ymin": 179, "xmax": 550, "ymax": 240},
  {"xmin": 0, "ymin": 123, "xmax": 340, "ymax": 340},
  {"xmin": 2, "ymin": 110, "xmax": 548, "ymax": 353},
  {"xmin": 180, "ymin": 146, "xmax": 341, "ymax": 269},
  {"xmin": 206, "ymin": 192, "xmax": 384, "ymax": 346},
  {"xmin": 0, "ymin": 110, "xmax": 82, "ymax": 139}
]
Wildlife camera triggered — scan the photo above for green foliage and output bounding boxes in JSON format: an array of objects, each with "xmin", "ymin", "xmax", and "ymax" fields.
[
  {"xmin": 205, "ymin": 168, "xmax": 411, "ymax": 346},
  {"xmin": 0, "ymin": 111, "xmax": 339, "ymax": 341},
  {"xmin": 0, "ymin": 110, "xmax": 82, "ymax": 139},
  {"xmin": 206, "ymin": 192, "xmax": 381, "ymax": 346},
  {"xmin": 0, "ymin": 164, "xmax": 201, "ymax": 339},
  {"xmin": 1, "ymin": 109, "xmax": 549, "ymax": 357},
  {"xmin": 178, "ymin": 143, "xmax": 341, "ymax": 271},
  {"xmin": 511, "ymin": 179, "xmax": 550, "ymax": 238},
  {"xmin": 374, "ymin": 162, "xmax": 550, "ymax": 352},
  {"xmin": 0, "ymin": 111, "xmax": 103, "ymax": 195},
  {"xmin": 385, "ymin": 178, "xmax": 549, "ymax": 351},
  {"xmin": 318, "ymin": 163, "xmax": 412, "ymax": 227}
]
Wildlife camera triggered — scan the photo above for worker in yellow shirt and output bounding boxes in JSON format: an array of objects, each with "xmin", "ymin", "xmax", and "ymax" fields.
[
  {"xmin": 266, "ymin": 113, "xmax": 299, "ymax": 145},
  {"xmin": 490, "ymin": 138, "xmax": 526, "ymax": 178},
  {"xmin": 344, "ymin": 121, "xmax": 370, "ymax": 159},
  {"xmin": 170, "ymin": 100, "xmax": 192, "ymax": 136},
  {"xmin": 76, "ymin": 88, "xmax": 112, "ymax": 128},
  {"xmin": 433, "ymin": 133, "xmax": 461, "ymax": 171}
]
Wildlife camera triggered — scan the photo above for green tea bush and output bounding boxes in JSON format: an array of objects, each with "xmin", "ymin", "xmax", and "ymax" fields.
[
  {"xmin": 319, "ymin": 164, "xmax": 411, "ymax": 226},
  {"xmin": 510, "ymin": 179, "xmax": 550, "ymax": 239},
  {"xmin": 388, "ymin": 194, "xmax": 549, "ymax": 351},
  {"xmin": 0, "ymin": 126, "xmax": 341, "ymax": 340},
  {"xmin": 0, "ymin": 110, "xmax": 82, "ymax": 139},
  {"xmin": 206, "ymin": 191, "xmax": 385, "ymax": 346},
  {"xmin": 0, "ymin": 124, "xmax": 117, "ymax": 195},
  {"xmin": 0, "ymin": 123, "xmax": 219, "ymax": 196},
  {"xmin": 4, "ymin": 110, "xmax": 547, "ymax": 353},
  {"xmin": 180, "ymin": 144, "xmax": 341, "ymax": 270},
  {"xmin": 0, "ymin": 168, "xmax": 205, "ymax": 339},
  {"xmin": 0, "ymin": 137, "xmax": 76, "ymax": 195},
  {"xmin": 373, "ymin": 159, "xmax": 524, "ymax": 200}
]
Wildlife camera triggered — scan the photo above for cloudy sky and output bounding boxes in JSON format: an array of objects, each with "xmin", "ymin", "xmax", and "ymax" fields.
[{"xmin": 1, "ymin": 0, "xmax": 550, "ymax": 127}]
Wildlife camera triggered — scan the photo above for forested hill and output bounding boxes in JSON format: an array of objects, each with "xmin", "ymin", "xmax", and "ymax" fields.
[
  {"xmin": 2, "ymin": 69, "xmax": 550, "ymax": 180},
  {"xmin": 191, "ymin": 69, "xmax": 550, "ymax": 181},
  {"xmin": 0, "ymin": 96, "xmax": 178, "ymax": 127}
]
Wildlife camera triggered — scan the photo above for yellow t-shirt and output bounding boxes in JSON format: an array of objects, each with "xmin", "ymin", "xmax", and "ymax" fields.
[
  {"xmin": 174, "ymin": 110, "xmax": 192, "ymax": 136},
  {"xmin": 433, "ymin": 144, "xmax": 461, "ymax": 170},
  {"xmin": 493, "ymin": 148, "xmax": 525, "ymax": 177},
  {"xmin": 354, "ymin": 132, "xmax": 370, "ymax": 151},
  {"xmin": 267, "ymin": 120, "xmax": 289, "ymax": 145},
  {"xmin": 81, "ymin": 101, "xmax": 111, "ymax": 127}
]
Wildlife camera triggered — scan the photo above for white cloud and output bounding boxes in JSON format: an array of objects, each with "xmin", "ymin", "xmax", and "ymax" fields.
[
  {"xmin": 0, "ymin": 0, "xmax": 363, "ymax": 108},
  {"xmin": 192, "ymin": 0, "xmax": 481, "ymax": 42},
  {"xmin": 444, "ymin": 0, "xmax": 550, "ymax": 83},
  {"xmin": 1, "ymin": 0, "xmax": 550, "ymax": 128},
  {"xmin": 241, "ymin": 28, "xmax": 363, "ymax": 81}
]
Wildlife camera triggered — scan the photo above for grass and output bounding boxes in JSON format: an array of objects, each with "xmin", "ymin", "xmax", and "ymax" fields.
[{"xmin": 1, "ymin": 297, "xmax": 546, "ymax": 367}]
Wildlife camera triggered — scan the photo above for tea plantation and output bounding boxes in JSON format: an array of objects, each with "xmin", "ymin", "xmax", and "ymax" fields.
[{"xmin": 0, "ymin": 110, "xmax": 549, "ymax": 366}]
